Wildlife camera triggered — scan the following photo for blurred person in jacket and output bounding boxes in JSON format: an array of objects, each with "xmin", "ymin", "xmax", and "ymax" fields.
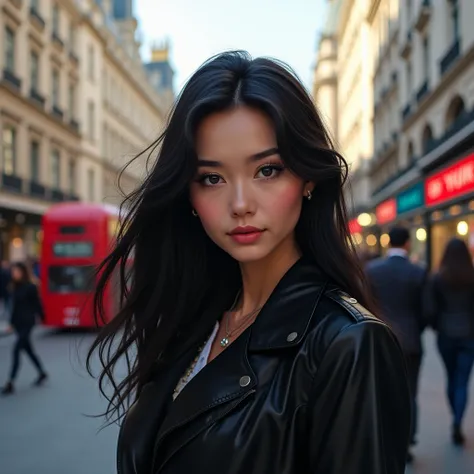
[
  {"xmin": 424, "ymin": 238, "xmax": 474, "ymax": 446},
  {"xmin": 1, "ymin": 262, "xmax": 48, "ymax": 395},
  {"xmin": 365, "ymin": 226, "xmax": 427, "ymax": 462}
]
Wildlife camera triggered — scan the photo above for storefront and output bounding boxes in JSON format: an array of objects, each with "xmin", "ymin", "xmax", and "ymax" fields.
[
  {"xmin": 374, "ymin": 198, "xmax": 397, "ymax": 254},
  {"xmin": 395, "ymin": 182, "xmax": 428, "ymax": 266},
  {"xmin": 425, "ymin": 152, "xmax": 474, "ymax": 269},
  {"xmin": 348, "ymin": 213, "xmax": 377, "ymax": 253},
  {"xmin": 0, "ymin": 207, "xmax": 42, "ymax": 262}
]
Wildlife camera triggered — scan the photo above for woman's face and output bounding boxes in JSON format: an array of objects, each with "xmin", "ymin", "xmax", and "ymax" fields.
[
  {"xmin": 190, "ymin": 106, "xmax": 312, "ymax": 264},
  {"xmin": 11, "ymin": 266, "xmax": 23, "ymax": 282}
]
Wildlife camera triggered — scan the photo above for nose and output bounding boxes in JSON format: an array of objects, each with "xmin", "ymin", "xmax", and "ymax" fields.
[{"xmin": 229, "ymin": 181, "xmax": 255, "ymax": 217}]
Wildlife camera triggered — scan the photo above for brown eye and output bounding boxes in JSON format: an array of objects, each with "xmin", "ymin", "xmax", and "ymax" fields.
[{"xmin": 256, "ymin": 164, "xmax": 285, "ymax": 179}]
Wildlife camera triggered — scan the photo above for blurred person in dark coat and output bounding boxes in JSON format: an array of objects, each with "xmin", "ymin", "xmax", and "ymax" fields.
[
  {"xmin": 366, "ymin": 226, "xmax": 427, "ymax": 461},
  {"xmin": 424, "ymin": 238, "xmax": 474, "ymax": 446},
  {"xmin": 1, "ymin": 262, "xmax": 48, "ymax": 395}
]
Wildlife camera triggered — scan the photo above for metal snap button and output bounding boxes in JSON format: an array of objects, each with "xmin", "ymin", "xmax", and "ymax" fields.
[
  {"xmin": 287, "ymin": 332, "xmax": 298, "ymax": 342},
  {"xmin": 348, "ymin": 298, "xmax": 358, "ymax": 304},
  {"xmin": 239, "ymin": 376, "xmax": 251, "ymax": 387}
]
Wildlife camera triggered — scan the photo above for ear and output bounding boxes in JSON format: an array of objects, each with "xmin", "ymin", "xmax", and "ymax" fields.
[{"xmin": 303, "ymin": 181, "xmax": 315, "ymax": 196}]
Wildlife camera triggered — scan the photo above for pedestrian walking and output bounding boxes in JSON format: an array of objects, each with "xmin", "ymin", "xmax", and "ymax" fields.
[
  {"xmin": 424, "ymin": 237, "xmax": 474, "ymax": 446},
  {"xmin": 87, "ymin": 51, "xmax": 410, "ymax": 474},
  {"xmin": 365, "ymin": 226, "xmax": 427, "ymax": 463},
  {"xmin": 1, "ymin": 262, "xmax": 48, "ymax": 395}
]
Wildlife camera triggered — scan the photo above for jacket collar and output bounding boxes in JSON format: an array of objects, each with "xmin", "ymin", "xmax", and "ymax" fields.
[
  {"xmin": 149, "ymin": 258, "xmax": 328, "ymax": 471},
  {"xmin": 248, "ymin": 257, "xmax": 328, "ymax": 351}
]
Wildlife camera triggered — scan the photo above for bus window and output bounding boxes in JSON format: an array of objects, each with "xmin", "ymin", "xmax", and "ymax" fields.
[{"xmin": 48, "ymin": 265, "xmax": 95, "ymax": 294}]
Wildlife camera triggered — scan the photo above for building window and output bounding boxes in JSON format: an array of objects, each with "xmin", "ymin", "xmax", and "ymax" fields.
[
  {"xmin": 88, "ymin": 168, "xmax": 95, "ymax": 201},
  {"xmin": 2, "ymin": 126, "xmax": 16, "ymax": 176},
  {"xmin": 69, "ymin": 25, "xmax": 76, "ymax": 53},
  {"xmin": 51, "ymin": 149, "xmax": 60, "ymax": 189},
  {"xmin": 30, "ymin": 141, "xmax": 40, "ymax": 182},
  {"xmin": 68, "ymin": 83, "xmax": 75, "ymax": 119},
  {"xmin": 406, "ymin": 59, "xmax": 412, "ymax": 100},
  {"xmin": 30, "ymin": 51, "xmax": 39, "ymax": 91},
  {"xmin": 88, "ymin": 101, "xmax": 95, "ymax": 141},
  {"xmin": 52, "ymin": 4, "xmax": 60, "ymax": 35},
  {"xmin": 422, "ymin": 36, "xmax": 430, "ymax": 81},
  {"xmin": 4, "ymin": 27, "xmax": 15, "ymax": 73},
  {"xmin": 88, "ymin": 45, "xmax": 94, "ymax": 81},
  {"xmin": 68, "ymin": 159, "xmax": 75, "ymax": 194},
  {"xmin": 449, "ymin": 0, "xmax": 460, "ymax": 42},
  {"xmin": 52, "ymin": 69, "xmax": 60, "ymax": 107}
]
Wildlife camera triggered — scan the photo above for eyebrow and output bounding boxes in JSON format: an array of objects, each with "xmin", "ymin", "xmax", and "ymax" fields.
[{"xmin": 197, "ymin": 147, "xmax": 279, "ymax": 167}]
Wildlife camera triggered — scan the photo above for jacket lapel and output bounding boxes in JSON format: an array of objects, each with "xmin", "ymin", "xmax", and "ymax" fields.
[
  {"xmin": 151, "ymin": 258, "xmax": 328, "ymax": 472},
  {"xmin": 153, "ymin": 327, "xmax": 256, "ymax": 471}
]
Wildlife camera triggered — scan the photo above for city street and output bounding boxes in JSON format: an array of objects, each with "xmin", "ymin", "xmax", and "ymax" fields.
[{"xmin": 0, "ymin": 327, "xmax": 473, "ymax": 473}]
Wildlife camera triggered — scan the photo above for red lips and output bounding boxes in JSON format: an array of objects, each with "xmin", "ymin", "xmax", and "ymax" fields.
[{"xmin": 228, "ymin": 226, "xmax": 265, "ymax": 244}]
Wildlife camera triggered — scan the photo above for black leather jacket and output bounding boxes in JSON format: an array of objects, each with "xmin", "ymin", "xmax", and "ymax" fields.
[{"xmin": 118, "ymin": 259, "xmax": 411, "ymax": 474}]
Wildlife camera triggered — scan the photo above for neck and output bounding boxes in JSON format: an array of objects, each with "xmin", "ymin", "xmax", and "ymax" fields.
[{"xmin": 235, "ymin": 236, "xmax": 301, "ymax": 320}]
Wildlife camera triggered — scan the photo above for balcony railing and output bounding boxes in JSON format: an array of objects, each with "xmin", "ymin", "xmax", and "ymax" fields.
[
  {"xmin": 69, "ymin": 119, "xmax": 79, "ymax": 133},
  {"xmin": 52, "ymin": 32, "xmax": 65, "ymax": 49},
  {"xmin": 30, "ymin": 88, "xmax": 45, "ymax": 108},
  {"xmin": 2, "ymin": 69, "xmax": 22, "ymax": 90},
  {"xmin": 69, "ymin": 51, "xmax": 79, "ymax": 64},
  {"xmin": 416, "ymin": 80, "xmax": 429, "ymax": 104},
  {"xmin": 402, "ymin": 103, "xmax": 412, "ymax": 121},
  {"xmin": 51, "ymin": 189, "xmax": 67, "ymax": 202},
  {"xmin": 423, "ymin": 108, "xmax": 474, "ymax": 156},
  {"xmin": 440, "ymin": 39, "xmax": 460, "ymax": 76},
  {"xmin": 29, "ymin": 181, "xmax": 46, "ymax": 198},
  {"xmin": 415, "ymin": 0, "xmax": 431, "ymax": 32},
  {"xmin": 401, "ymin": 31, "xmax": 413, "ymax": 59},
  {"xmin": 29, "ymin": 7, "xmax": 46, "ymax": 30},
  {"xmin": 2, "ymin": 173, "xmax": 23, "ymax": 193},
  {"xmin": 372, "ymin": 161, "xmax": 417, "ymax": 197},
  {"xmin": 52, "ymin": 105, "xmax": 64, "ymax": 121}
]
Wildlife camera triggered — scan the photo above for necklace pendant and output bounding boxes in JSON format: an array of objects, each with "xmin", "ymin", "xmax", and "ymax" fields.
[{"xmin": 220, "ymin": 337, "xmax": 229, "ymax": 347}]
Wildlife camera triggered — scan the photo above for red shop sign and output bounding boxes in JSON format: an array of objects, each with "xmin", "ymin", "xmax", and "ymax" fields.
[
  {"xmin": 376, "ymin": 199, "xmax": 397, "ymax": 225},
  {"xmin": 426, "ymin": 153, "xmax": 474, "ymax": 207},
  {"xmin": 348, "ymin": 219, "xmax": 362, "ymax": 234}
]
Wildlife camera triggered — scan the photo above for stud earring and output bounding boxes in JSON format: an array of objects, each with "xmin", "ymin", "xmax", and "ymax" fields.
[
  {"xmin": 306, "ymin": 190, "xmax": 312, "ymax": 201},
  {"xmin": 192, "ymin": 209, "xmax": 198, "ymax": 217}
]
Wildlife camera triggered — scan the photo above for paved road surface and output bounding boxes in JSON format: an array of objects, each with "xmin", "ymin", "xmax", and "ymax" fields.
[{"xmin": 0, "ymin": 328, "xmax": 473, "ymax": 473}]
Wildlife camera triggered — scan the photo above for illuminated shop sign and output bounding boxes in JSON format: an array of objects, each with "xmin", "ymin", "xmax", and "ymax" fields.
[
  {"xmin": 425, "ymin": 153, "xmax": 474, "ymax": 207},
  {"xmin": 376, "ymin": 198, "xmax": 397, "ymax": 225},
  {"xmin": 348, "ymin": 219, "xmax": 362, "ymax": 234},
  {"xmin": 397, "ymin": 182, "xmax": 424, "ymax": 214}
]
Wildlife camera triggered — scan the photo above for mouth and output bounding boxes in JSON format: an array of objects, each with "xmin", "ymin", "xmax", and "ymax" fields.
[{"xmin": 228, "ymin": 226, "xmax": 265, "ymax": 244}]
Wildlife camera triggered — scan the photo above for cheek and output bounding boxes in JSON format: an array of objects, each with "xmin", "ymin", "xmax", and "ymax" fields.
[
  {"xmin": 266, "ymin": 181, "xmax": 303, "ymax": 216},
  {"xmin": 190, "ymin": 187, "xmax": 223, "ymax": 230}
]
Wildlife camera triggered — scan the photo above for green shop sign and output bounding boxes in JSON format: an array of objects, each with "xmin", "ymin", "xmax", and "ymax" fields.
[{"xmin": 396, "ymin": 182, "xmax": 425, "ymax": 214}]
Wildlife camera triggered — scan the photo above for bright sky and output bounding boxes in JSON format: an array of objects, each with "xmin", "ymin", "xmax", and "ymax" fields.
[{"xmin": 135, "ymin": 0, "xmax": 327, "ymax": 94}]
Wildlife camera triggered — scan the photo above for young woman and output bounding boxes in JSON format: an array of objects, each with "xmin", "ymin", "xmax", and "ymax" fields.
[
  {"xmin": 88, "ymin": 51, "xmax": 411, "ymax": 474},
  {"xmin": 425, "ymin": 238, "xmax": 474, "ymax": 446},
  {"xmin": 2, "ymin": 262, "xmax": 47, "ymax": 395}
]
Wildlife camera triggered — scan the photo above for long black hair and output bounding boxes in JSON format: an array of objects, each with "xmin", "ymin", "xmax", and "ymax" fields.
[
  {"xmin": 439, "ymin": 237, "xmax": 474, "ymax": 287},
  {"xmin": 87, "ymin": 51, "xmax": 373, "ymax": 423}
]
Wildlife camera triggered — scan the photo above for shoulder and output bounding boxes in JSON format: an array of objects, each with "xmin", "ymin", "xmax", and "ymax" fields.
[
  {"xmin": 304, "ymin": 286, "xmax": 400, "ymax": 365},
  {"xmin": 365, "ymin": 257, "xmax": 386, "ymax": 272}
]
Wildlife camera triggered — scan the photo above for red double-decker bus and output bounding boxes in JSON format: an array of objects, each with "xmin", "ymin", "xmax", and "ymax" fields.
[{"xmin": 40, "ymin": 202, "xmax": 123, "ymax": 328}]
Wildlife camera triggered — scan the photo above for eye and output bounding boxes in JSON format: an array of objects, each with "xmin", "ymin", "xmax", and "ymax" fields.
[
  {"xmin": 198, "ymin": 174, "xmax": 223, "ymax": 186},
  {"xmin": 256, "ymin": 164, "xmax": 285, "ymax": 179}
]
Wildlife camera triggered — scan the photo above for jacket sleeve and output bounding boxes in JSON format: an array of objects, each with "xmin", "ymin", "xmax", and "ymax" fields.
[
  {"xmin": 29, "ymin": 283, "xmax": 45, "ymax": 322},
  {"xmin": 422, "ymin": 274, "xmax": 438, "ymax": 330},
  {"xmin": 307, "ymin": 320, "xmax": 411, "ymax": 474}
]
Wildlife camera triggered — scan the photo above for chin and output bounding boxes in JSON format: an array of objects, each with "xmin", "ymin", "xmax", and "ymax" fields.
[{"xmin": 225, "ymin": 245, "xmax": 274, "ymax": 264}]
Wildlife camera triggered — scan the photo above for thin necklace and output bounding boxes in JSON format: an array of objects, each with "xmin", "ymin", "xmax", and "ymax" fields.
[{"xmin": 220, "ymin": 291, "xmax": 263, "ymax": 347}]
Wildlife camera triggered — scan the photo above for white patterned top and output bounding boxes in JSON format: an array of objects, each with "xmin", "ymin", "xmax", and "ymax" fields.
[{"xmin": 173, "ymin": 322, "xmax": 220, "ymax": 401}]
